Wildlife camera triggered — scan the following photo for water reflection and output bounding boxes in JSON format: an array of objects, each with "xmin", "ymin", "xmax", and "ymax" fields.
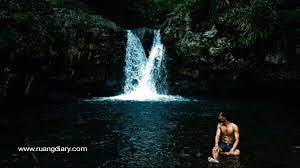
[
  {"xmin": 102, "ymin": 101, "xmax": 182, "ymax": 167},
  {"xmin": 2, "ymin": 97, "xmax": 298, "ymax": 167},
  {"xmin": 208, "ymin": 156, "xmax": 241, "ymax": 168}
]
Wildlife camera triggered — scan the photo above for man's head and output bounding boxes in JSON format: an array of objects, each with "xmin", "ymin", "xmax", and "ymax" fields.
[{"xmin": 218, "ymin": 112, "xmax": 229, "ymax": 123}]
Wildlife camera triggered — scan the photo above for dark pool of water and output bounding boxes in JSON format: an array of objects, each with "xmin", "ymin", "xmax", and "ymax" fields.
[{"xmin": 1, "ymin": 96, "xmax": 299, "ymax": 167}]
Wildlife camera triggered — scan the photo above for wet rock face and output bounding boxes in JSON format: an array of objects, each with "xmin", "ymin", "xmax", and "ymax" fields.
[
  {"xmin": 0, "ymin": 8, "xmax": 127, "ymax": 104},
  {"xmin": 131, "ymin": 28, "xmax": 154, "ymax": 56},
  {"xmin": 160, "ymin": 9, "xmax": 298, "ymax": 96},
  {"xmin": 264, "ymin": 51, "xmax": 287, "ymax": 64}
]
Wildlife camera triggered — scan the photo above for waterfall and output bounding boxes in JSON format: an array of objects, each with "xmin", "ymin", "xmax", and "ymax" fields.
[
  {"xmin": 123, "ymin": 30, "xmax": 168, "ymax": 97},
  {"xmin": 123, "ymin": 31, "xmax": 147, "ymax": 93},
  {"xmin": 93, "ymin": 29, "xmax": 188, "ymax": 101}
]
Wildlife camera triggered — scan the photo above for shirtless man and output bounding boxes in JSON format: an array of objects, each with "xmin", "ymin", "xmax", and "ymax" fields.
[{"xmin": 208, "ymin": 112, "xmax": 240, "ymax": 163}]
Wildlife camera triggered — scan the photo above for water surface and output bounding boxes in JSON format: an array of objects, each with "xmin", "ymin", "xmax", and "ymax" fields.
[{"xmin": 2, "ymin": 97, "xmax": 298, "ymax": 167}]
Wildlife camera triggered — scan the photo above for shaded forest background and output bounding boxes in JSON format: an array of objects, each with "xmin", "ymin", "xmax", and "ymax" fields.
[{"xmin": 0, "ymin": 0, "xmax": 298, "ymax": 106}]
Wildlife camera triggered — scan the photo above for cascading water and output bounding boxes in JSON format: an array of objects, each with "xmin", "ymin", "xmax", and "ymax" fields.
[
  {"xmin": 92, "ymin": 29, "xmax": 188, "ymax": 101},
  {"xmin": 123, "ymin": 30, "xmax": 147, "ymax": 93},
  {"xmin": 121, "ymin": 30, "xmax": 168, "ymax": 99}
]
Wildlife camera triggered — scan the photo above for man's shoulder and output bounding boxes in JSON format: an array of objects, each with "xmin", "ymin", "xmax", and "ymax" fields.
[{"xmin": 230, "ymin": 122, "xmax": 239, "ymax": 128}]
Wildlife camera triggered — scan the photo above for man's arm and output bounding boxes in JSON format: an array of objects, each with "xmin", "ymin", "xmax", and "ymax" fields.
[
  {"xmin": 230, "ymin": 124, "xmax": 239, "ymax": 152},
  {"xmin": 214, "ymin": 124, "xmax": 221, "ymax": 147}
]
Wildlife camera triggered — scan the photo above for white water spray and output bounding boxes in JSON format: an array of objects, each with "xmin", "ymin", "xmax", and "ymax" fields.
[
  {"xmin": 121, "ymin": 30, "xmax": 167, "ymax": 98},
  {"xmin": 93, "ymin": 30, "xmax": 188, "ymax": 101}
]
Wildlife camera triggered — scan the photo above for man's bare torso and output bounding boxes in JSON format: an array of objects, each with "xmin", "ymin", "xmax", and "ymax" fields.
[{"xmin": 219, "ymin": 123, "xmax": 236, "ymax": 144}]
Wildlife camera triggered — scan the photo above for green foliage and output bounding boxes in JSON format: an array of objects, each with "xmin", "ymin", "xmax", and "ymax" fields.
[
  {"xmin": 173, "ymin": 3, "xmax": 186, "ymax": 13},
  {"xmin": 49, "ymin": 0, "xmax": 65, "ymax": 7},
  {"xmin": 0, "ymin": 0, "xmax": 120, "ymax": 70},
  {"xmin": 216, "ymin": 0, "xmax": 282, "ymax": 48}
]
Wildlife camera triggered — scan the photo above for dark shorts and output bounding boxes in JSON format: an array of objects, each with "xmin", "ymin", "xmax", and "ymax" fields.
[{"xmin": 219, "ymin": 142, "xmax": 239, "ymax": 152}]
